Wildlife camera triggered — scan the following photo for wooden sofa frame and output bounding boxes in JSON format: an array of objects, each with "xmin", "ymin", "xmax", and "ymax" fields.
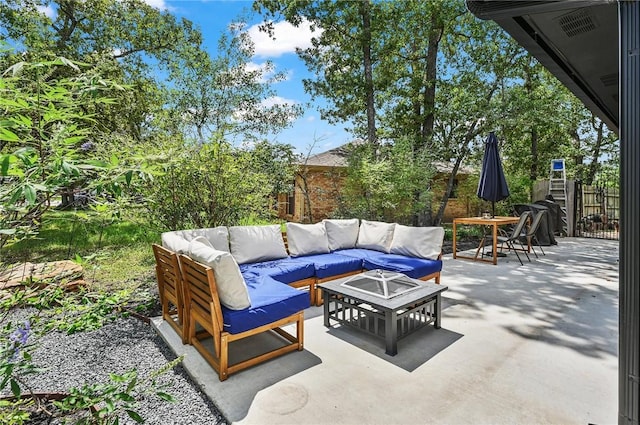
[
  {"xmin": 152, "ymin": 244, "xmax": 188, "ymax": 344},
  {"xmin": 179, "ymin": 254, "xmax": 304, "ymax": 381}
]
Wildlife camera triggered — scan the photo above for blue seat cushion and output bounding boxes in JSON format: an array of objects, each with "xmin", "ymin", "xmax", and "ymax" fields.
[
  {"xmin": 239, "ymin": 257, "xmax": 315, "ymax": 284},
  {"xmin": 290, "ymin": 253, "xmax": 363, "ymax": 279},
  {"xmin": 362, "ymin": 253, "xmax": 442, "ymax": 279},
  {"xmin": 222, "ymin": 274, "xmax": 310, "ymax": 334},
  {"xmin": 333, "ymin": 248, "xmax": 390, "ymax": 262}
]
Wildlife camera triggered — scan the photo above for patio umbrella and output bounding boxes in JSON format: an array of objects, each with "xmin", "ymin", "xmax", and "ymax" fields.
[{"xmin": 477, "ymin": 132, "xmax": 510, "ymax": 217}]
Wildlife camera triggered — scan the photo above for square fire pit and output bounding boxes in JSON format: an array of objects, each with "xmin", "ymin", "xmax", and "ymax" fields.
[
  {"xmin": 340, "ymin": 269, "xmax": 421, "ymax": 299},
  {"xmin": 319, "ymin": 272, "xmax": 447, "ymax": 355}
]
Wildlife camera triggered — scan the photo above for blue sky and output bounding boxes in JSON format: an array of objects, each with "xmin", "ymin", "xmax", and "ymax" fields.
[{"xmin": 164, "ymin": 0, "xmax": 351, "ymax": 155}]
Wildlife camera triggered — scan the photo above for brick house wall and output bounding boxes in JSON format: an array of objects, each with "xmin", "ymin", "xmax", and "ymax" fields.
[
  {"xmin": 278, "ymin": 166, "xmax": 346, "ymax": 223},
  {"xmin": 277, "ymin": 143, "xmax": 477, "ymax": 224},
  {"xmin": 279, "ymin": 165, "xmax": 475, "ymax": 224}
]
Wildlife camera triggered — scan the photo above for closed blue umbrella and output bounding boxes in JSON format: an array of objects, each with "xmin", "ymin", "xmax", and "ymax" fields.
[{"xmin": 477, "ymin": 132, "xmax": 510, "ymax": 217}]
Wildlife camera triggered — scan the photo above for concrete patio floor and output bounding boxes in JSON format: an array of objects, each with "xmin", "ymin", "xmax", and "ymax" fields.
[{"xmin": 152, "ymin": 237, "xmax": 619, "ymax": 424}]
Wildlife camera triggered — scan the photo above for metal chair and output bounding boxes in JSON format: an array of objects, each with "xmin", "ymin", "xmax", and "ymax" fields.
[
  {"xmin": 524, "ymin": 210, "xmax": 547, "ymax": 258},
  {"xmin": 497, "ymin": 211, "xmax": 531, "ymax": 265}
]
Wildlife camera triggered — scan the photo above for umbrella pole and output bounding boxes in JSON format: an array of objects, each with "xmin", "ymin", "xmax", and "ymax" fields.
[{"xmin": 492, "ymin": 201, "xmax": 496, "ymax": 218}]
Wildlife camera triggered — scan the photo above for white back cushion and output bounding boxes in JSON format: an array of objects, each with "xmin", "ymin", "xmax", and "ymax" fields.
[
  {"xmin": 323, "ymin": 219, "xmax": 360, "ymax": 251},
  {"xmin": 188, "ymin": 238, "xmax": 251, "ymax": 310},
  {"xmin": 180, "ymin": 227, "xmax": 229, "ymax": 252},
  {"xmin": 286, "ymin": 222, "xmax": 330, "ymax": 257},
  {"xmin": 161, "ymin": 227, "xmax": 229, "ymax": 253},
  {"xmin": 356, "ymin": 220, "xmax": 396, "ymax": 253},
  {"xmin": 161, "ymin": 231, "xmax": 190, "ymax": 254},
  {"xmin": 390, "ymin": 225, "xmax": 445, "ymax": 260},
  {"xmin": 228, "ymin": 225, "xmax": 288, "ymax": 264}
]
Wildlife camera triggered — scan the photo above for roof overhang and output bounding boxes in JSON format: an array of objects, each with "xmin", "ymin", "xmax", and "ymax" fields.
[{"xmin": 467, "ymin": 0, "xmax": 619, "ymax": 133}]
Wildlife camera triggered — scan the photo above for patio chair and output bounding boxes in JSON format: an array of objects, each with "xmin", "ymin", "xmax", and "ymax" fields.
[
  {"xmin": 497, "ymin": 211, "xmax": 531, "ymax": 265},
  {"xmin": 179, "ymin": 254, "xmax": 305, "ymax": 381},
  {"xmin": 152, "ymin": 244, "xmax": 188, "ymax": 344},
  {"xmin": 525, "ymin": 210, "xmax": 547, "ymax": 258}
]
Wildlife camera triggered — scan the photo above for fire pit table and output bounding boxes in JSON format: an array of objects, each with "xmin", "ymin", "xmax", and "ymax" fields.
[{"xmin": 318, "ymin": 270, "xmax": 448, "ymax": 356}]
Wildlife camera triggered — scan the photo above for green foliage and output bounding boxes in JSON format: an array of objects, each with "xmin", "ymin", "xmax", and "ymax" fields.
[
  {"xmin": 0, "ymin": 52, "xmax": 155, "ymax": 250},
  {"xmin": 0, "ymin": 283, "xmax": 178, "ymax": 424},
  {"xmin": 0, "ymin": 272, "xmax": 155, "ymax": 336},
  {"xmin": 502, "ymin": 174, "xmax": 532, "ymax": 212},
  {"xmin": 0, "ymin": 0, "xmax": 207, "ymax": 141},
  {"xmin": 255, "ymin": 0, "xmax": 619, "ymax": 224},
  {"xmin": 144, "ymin": 138, "xmax": 296, "ymax": 230},
  {"xmin": 0, "ymin": 320, "xmax": 39, "ymax": 399},
  {"xmin": 168, "ymin": 17, "xmax": 302, "ymax": 144},
  {"xmin": 335, "ymin": 141, "xmax": 434, "ymax": 223},
  {"xmin": 0, "ymin": 399, "xmax": 31, "ymax": 424},
  {"xmin": 443, "ymin": 223, "xmax": 485, "ymax": 241},
  {"xmin": 41, "ymin": 289, "xmax": 139, "ymax": 335}
]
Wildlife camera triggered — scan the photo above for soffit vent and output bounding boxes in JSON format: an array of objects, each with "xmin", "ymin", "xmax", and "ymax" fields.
[
  {"xmin": 600, "ymin": 73, "xmax": 619, "ymax": 87},
  {"xmin": 557, "ymin": 8, "xmax": 598, "ymax": 37}
]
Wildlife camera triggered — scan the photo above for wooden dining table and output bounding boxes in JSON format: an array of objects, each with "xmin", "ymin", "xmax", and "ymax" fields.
[{"xmin": 452, "ymin": 216, "xmax": 523, "ymax": 265}]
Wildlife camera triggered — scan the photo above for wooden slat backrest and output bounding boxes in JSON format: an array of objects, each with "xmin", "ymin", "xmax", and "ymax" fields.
[
  {"xmin": 179, "ymin": 255, "xmax": 224, "ymax": 354},
  {"xmin": 153, "ymin": 244, "xmax": 180, "ymax": 294},
  {"xmin": 281, "ymin": 231, "xmax": 289, "ymax": 254},
  {"xmin": 152, "ymin": 244, "xmax": 181, "ymax": 298}
]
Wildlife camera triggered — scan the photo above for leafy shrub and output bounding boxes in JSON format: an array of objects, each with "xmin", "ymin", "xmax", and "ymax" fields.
[
  {"xmin": 143, "ymin": 138, "xmax": 296, "ymax": 230},
  {"xmin": 334, "ymin": 140, "xmax": 435, "ymax": 224}
]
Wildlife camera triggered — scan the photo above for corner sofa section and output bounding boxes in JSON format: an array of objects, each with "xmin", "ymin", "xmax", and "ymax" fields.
[{"xmin": 161, "ymin": 219, "xmax": 444, "ymax": 310}]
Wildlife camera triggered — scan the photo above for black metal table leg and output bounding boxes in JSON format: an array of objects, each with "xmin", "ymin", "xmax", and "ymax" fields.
[
  {"xmin": 434, "ymin": 294, "xmax": 442, "ymax": 329},
  {"xmin": 323, "ymin": 290, "xmax": 330, "ymax": 327},
  {"xmin": 385, "ymin": 309, "xmax": 398, "ymax": 356}
]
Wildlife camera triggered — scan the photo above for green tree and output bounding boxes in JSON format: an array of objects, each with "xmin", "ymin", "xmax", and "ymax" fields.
[
  {"xmin": 254, "ymin": 1, "xmax": 531, "ymax": 224},
  {"xmin": 0, "ymin": 53, "xmax": 151, "ymax": 248},
  {"xmin": 0, "ymin": 0, "xmax": 205, "ymax": 138},
  {"xmin": 496, "ymin": 62, "xmax": 619, "ymax": 195},
  {"xmin": 168, "ymin": 18, "xmax": 302, "ymax": 144},
  {"xmin": 255, "ymin": 0, "xmax": 383, "ymax": 147},
  {"xmin": 336, "ymin": 140, "xmax": 433, "ymax": 223}
]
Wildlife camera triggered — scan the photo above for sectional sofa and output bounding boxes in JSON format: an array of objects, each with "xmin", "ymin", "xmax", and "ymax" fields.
[
  {"xmin": 155, "ymin": 219, "xmax": 445, "ymax": 380},
  {"xmin": 162, "ymin": 219, "xmax": 444, "ymax": 306}
]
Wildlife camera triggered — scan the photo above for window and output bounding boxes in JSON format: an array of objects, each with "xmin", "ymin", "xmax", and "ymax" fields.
[
  {"xmin": 448, "ymin": 179, "xmax": 459, "ymax": 199},
  {"xmin": 287, "ymin": 191, "xmax": 295, "ymax": 215}
]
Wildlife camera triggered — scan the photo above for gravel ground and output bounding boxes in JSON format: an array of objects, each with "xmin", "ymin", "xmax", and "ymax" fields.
[{"xmin": 3, "ymin": 308, "xmax": 228, "ymax": 425}]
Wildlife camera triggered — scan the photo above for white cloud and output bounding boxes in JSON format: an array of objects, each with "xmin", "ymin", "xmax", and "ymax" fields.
[
  {"xmin": 306, "ymin": 116, "xmax": 316, "ymax": 122},
  {"xmin": 245, "ymin": 62, "xmax": 264, "ymax": 73},
  {"xmin": 245, "ymin": 61, "xmax": 272, "ymax": 83},
  {"xmin": 246, "ymin": 62, "xmax": 293, "ymax": 84},
  {"xmin": 262, "ymin": 96, "xmax": 297, "ymax": 108},
  {"xmin": 248, "ymin": 19, "xmax": 320, "ymax": 58},
  {"xmin": 142, "ymin": 0, "xmax": 169, "ymax": 10},
  {"xmin": 37, "ymin": 5, "xmax": 56, "ymax": 19}
]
